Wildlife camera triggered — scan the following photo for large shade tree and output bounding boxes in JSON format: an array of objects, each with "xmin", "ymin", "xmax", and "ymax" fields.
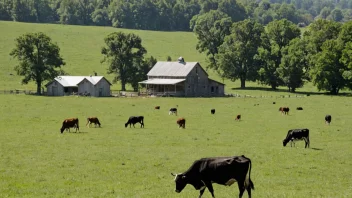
[
  {"xmin": 215, "ymin": 19, "xmax": 264, "ymax": 88},
  {"xmin": 256, "ymin": 19, "xmax": 301, "ymax": 89},
  {"xmin": 101, "ymin": 32, "xmax": 147, "ymax": 91},
  {"xmin": 10, "ymin": 32, "xmax": 65, "ymax": 95}
]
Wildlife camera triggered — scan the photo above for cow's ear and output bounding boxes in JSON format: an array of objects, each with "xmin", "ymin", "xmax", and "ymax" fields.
[{"xmin": 171, "ymin": 173, "xmax": 176, "ymax": 176}]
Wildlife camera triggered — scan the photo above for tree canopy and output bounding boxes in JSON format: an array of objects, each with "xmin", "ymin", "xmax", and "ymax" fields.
[{"xmin": 9, "ymin": 32, "xmax": 65, "ymax": 95}]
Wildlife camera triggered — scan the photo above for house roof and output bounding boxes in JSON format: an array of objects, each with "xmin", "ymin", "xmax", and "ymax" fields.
[
  {"xmin": 139, "ymin": 79, "xmax": 186, "ymax": 85},
  {"xmin": 46, "ymin": 76, "xmax": 112, "ymax": 87},
  {"xmin": 147, "ymin": 61, "xmax": 204, "ymax": 77}
]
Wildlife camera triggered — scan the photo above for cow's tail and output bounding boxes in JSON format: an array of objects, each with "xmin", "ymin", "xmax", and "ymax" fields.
[
  {"xmin": 76, "ymin": 118, "xmax": 80, "ymax": 131},
  {"xmin": 86, "ymin": 118, "xmax": 89, "ymax": 126},
  {"xmin": 245, "ymin": 156, "xmax": 255, "ymax": 190}
]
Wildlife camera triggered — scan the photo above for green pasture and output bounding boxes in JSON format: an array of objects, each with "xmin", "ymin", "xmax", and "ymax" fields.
[{"xmin": 0, "ymin": 94, "xmax": 351, "ymax": 197}]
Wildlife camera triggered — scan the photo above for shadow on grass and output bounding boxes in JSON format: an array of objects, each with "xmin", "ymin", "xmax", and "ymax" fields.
[
  {"xmin": 310, "ymin": 147, "xmax": 323, "ymax": 151},
  {"xmin": 231, "ymin": 86, "xmax": 352, "ymax": 97}
]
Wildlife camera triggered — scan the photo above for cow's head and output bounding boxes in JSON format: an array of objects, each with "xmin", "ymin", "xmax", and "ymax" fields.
[
  {"xmin": 283, "ymin": 139, "xmax": 289, "ymax": 147},
  {"xmin": 60, "ymin": 127, "xmax": 65, "ymax": 133},
  {"xmin": 171, "ymin": 173, "xmax": 188, "ymax": 193},
  {"xmin": 124, "ymin": 123, "xmax": 128, "ymax": 128}
]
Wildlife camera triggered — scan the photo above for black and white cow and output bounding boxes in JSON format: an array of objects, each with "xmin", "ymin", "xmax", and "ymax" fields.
[
  {"xmin": 171, "ymin": 155, "xmax": 254, "ymax": 198},
  {"xmin": 125, "ymin": 116, "xmax": 144, "ymax": 128},
  {"xmin": 282, "ymin": 128, "xmax": 310, "ymax": 148},
  {"xmin": 169, "ymin": 108, "xmax": 177, "ymax": 116},
  {"xmin": 325, "ymin": 115, "xmax": 332, "ymax": 125}
]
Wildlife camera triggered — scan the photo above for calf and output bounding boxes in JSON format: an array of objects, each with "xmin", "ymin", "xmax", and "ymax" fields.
[
  {"xmin": 125, "ymin": 116, "xmax": 144, "ymax": 128},
  {"xmin": 235, "ymin": 114, "xmax": 241, "ymax": 121},
  {"xmin": 211, "ymin": 109, "xmax": 215, "ymax": 114},
  {"xmin": 279, "ymin": 107, "xmax": 290, "ymax": 115},
  {"xmin": 155, "ymin": 106, "xmax": 160, "ymax": 110},
  {"xmin": 169, "ymin": 108, "xmax": 177, "ymax": 116},
  {"xmin": 282, "ymin": 128, "xmax": 310, "ymax": 148},
  {"xmin": 171, "ymin": 155, "xmax": 254, "ymax": 198},
  {"xmin": 177, "ymin": 118, "xmax": 186, "ymax": 129},
  {"xmin": 86, "ymin": 117, "xmax": 101, "ymax": 128},
  {"xmin": 60, "ymin": 118, "xmax": 79, "ymax": 133},
  {"xmin": 325, "ymin": 115, "xmax": 332, "ymax": 125}
]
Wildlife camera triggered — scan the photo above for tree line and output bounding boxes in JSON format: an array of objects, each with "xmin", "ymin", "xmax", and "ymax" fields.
[
  {"xmin": 1, "ymin": 0, "xmax": 352, "ymax": 31},
  {"xmin": 9, "ymin": 31, "xmax": 156, "ymax": 95},
  {"xmin": 193, "ymin": 16, "xmax": 352, "ymax": 95}
]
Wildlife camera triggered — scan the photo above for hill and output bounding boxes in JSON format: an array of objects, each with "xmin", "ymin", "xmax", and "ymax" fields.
[{"xmin": 0, "ymin": 21, "xmax": 340, "ymax": 96}]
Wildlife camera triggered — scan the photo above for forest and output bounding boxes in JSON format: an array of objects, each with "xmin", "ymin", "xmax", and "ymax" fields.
[{"xmin": 1, "ymin": 0, "xmax": 352, "ymax": 31}]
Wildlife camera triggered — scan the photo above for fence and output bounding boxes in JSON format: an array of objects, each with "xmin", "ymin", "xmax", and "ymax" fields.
[{"xmin": 0, "ymin": 90, "xmax": 37, "ymax": 95}]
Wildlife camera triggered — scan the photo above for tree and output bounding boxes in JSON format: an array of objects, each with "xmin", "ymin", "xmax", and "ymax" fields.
[
  {"xmin": 190, "ymin": 10, "xmax": 232, "ymax": 71},
  {"xmin": 101, "ymin": 32, "xmax": 146, "ymax": 91},
  {"xmin": 215, "ymin": 19, "xmax": 264, "ymax": 88},
  {"xmin": 256, "ymin": 19, "xmax": 301, "ymax": 89},
  {"xmin": 330, "ymin": 8, "xmax": 343, "ymax": 22},
  {"xmin": 10, "ymin": 32, "xmax": 65, "ymax": 95},
  {"xmin": 310, "ymin": 40, "xmax": 348, "ymax": 95},
  {"xmin": 129, "ymin": 56, "xmax": 157, "ymax": 91},
  {"xmin": 278, "ymin": 38, "xmax": 308, "ymax": 92}
]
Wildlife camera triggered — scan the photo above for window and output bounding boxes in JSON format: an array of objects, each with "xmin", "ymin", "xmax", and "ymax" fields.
[
  {"xmin": 196, "ymin": 67, "xmax": 198, "ymax": 74},
  {"xmin": 216, "ymin": 86, "xmax": 219, "ymax": 93},
  {"xmin": 211, "ymin": 86, "xmax": 214, "ymax": 93},
  {"xmin": 64, "ymin": 87, "xmax": 68, "ymax": 92}
]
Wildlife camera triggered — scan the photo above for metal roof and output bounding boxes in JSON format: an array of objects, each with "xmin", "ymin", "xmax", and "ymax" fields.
[
  {"xmin": 147, "ymin": 61, "xmax": 199, "ymax": 77},
  {"xmin": 139, "ymin": 79, "xmax": 186, "ymax": 85},
  {"xmin": 51, "ymin": 76, "xmax": 107, "ymax": 87}
]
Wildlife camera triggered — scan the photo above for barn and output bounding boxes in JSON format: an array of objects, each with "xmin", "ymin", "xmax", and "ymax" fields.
[
  {"xmin": 45, "ymin": 76, "xmax": 112, "ymax": 97},
  {"xmin": 139, "ymin": 57, "xmax": 225, "ymax": 97}
]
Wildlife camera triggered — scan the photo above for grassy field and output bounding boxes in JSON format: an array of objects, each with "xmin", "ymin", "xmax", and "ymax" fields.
[{"xmin": 0, "ymin": 94, "xmax": 351, "ymax": 197}]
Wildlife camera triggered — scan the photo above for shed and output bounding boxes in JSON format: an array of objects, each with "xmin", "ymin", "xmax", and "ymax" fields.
[{"xmin": 46, "ymin": 76, "xmax": 112, "ymax": 97}]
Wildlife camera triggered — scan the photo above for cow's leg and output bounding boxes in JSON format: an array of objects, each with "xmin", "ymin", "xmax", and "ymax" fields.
[
  {"xmin": 199, "ymin": 187, "xmax": 206, "ymax": 198},
  {"xmin": 246, "ymin": 185, "xmax": 252, "ymax": 198},
  {"xmin": 203, "ymin": 181, "xmax": 215, "ymax": 198},
  {"xmin": 237, "ymin": 182, "xmax": 246, "ymax": 198}
]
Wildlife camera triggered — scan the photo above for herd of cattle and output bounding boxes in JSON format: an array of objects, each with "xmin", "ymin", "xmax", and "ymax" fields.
[{"xmin": 59, "ymin": 104, "xmax": 333, "ymax": 198}]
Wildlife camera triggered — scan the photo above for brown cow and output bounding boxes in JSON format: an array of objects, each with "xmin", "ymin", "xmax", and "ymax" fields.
[
  {"xmin": 235, "ymin": 114, "xmax": 241, "ymax": 121},
  {"xmin": 155, "ymin": 106, "xmax": 160, "ymax": 110},
  {"xmin": 60, "ymin": 118, "xmax": 79, "ymax": 133},
  {"xmin": 177, "ymin": 118, "xmax": 186, "ymax": 129},
  {"xmin": 86, "ymin": 117, "xmax": 101, "ymax": 128},
  {"xmin": 279, "ymin": 107, "xmax": 290, "ymax": 115}
]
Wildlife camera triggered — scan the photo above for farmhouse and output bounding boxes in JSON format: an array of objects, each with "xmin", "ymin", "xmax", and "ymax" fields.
[
  {"xmin": 139, "ymin": 57, "xmax": 225, "ymax": 97},
  {"xmin": 45, "ymin": 76, "xmax": 111, "ymax": 97}
]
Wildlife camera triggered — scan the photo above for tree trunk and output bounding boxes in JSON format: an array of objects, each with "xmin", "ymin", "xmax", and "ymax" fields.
[
  {"xmin": 240, "ymin": 77, "xmax": 246, "ymax": 89},
  {"xmin": 121, "ymin": 78, "xmax": 126, "ymax": 91},
  {"xmin": 36, "ymin": 81, "xmax": 42, "ymax": 95},
  {"xmin": 291, "ymin": 87, "xmax": 296, "ymax": 93},
  {"xmin": 271, "ymin": 84, "xmax": 277, "ymax": 89}
]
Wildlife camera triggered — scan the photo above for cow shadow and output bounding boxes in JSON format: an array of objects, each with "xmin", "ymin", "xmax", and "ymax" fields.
[
  {"xmin": 66, "ymin": 131, "xmax": 88, "ymax": 134},
  {"xmin": 310, "ymin": 147, "xmax": 323, "ymax": 151}
]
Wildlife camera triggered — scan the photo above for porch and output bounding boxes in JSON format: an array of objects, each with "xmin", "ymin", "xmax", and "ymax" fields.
[{"xmin": 139, "ymin": 79, "xmax": 186, "ymax": 97}]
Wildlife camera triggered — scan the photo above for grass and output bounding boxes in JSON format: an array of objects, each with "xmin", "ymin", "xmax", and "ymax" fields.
[{"xmin": 0, "ymin": 94, "xmax": 352, "ymax": 197}]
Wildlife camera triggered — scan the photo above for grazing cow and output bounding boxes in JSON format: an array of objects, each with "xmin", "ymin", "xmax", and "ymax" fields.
[
  {"xmin": 273, "ymin": 102, "xmax": 276, "ymax": 104},
  {"xmin": 169, "ymin": 108, "xmax": 177, "ymax": 116},
  {"xmin": 282, "ymin": 128, "xmax": 310, "ymax": 148},
  {"xmin": 155, "ymin": 106, "xmax": 160, "ymax": 110},
  {"xmin": 235, "ymin": 114, "xmax": 241, "ymax": 121},
  {"xmin": 279, "ymin": 107, "xmax": 290, "ymax": 115},
  {"xmin": 125, "ymin": 116, "xmax": 144, "ymax": 128},
  {"xmin": 325, "ymin": 115, "xmax": 332, "ymax": 125},
  {"xmin": 296, "ymin": 107, "xmax": 303, "ymax": 110},
  {"xmin": 177, "ymin": 118, "xmax": 186, "ymax": 129},
  {"xmin": 60, "ymin": 118, "xmax": 79, "ymax": 133},
  {"xmin": 171, "ymin": 155, "xmax": 254, "ymax": 198},
  {"xmin": 211, "ymin": 109, "xmax": 215, "ymax": 114},
  {"xmin": 86, "ymin": 117, "xmax": 101, "ymax": 128}
]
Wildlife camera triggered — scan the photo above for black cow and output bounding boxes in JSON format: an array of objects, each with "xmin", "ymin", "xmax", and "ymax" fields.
[
  {"xmin": 325, "ymin": 115, "xmax": 332, "ymax": 125},
  {"xmin": 283, "ymin": 128, "xmax": 310, "ymax": 148},
  {"xmin": 125, "ymin": 116, "xmax": 144, "ymax": 128},
  {"xmin": 169, "ymin": 108, "xmax": 177, "ymax": 116},
  {"xmin": 211, "ymin": 109, "xmax": 215, "ymax": 114},
  {"xmin": 171, "ymin": 155, "xmax": 254, "ymax": 198},
  {"xmin": 296, "ymin": 107, "xmax": 303, "ymax": 110}
]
